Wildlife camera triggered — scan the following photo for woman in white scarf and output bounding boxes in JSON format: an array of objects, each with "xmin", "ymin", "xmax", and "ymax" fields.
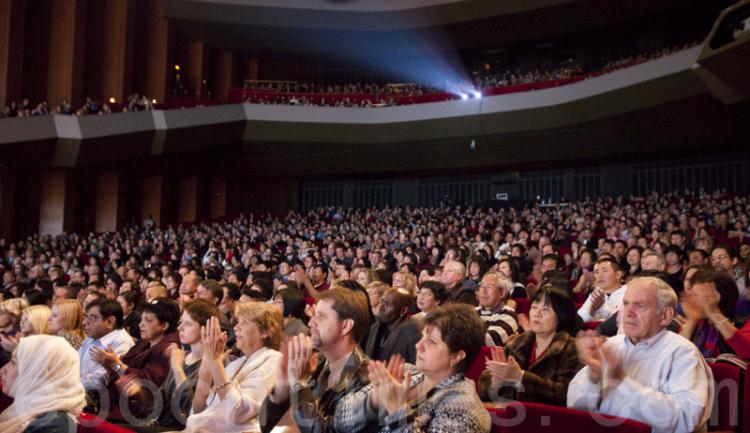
[{"xmin": 0, "ymin": 334, "xmax": 86, "ymax": 433}]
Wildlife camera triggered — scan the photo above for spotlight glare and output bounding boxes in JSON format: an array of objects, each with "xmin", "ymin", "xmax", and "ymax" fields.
[
  {"xmin": 460, "ymin": 93, "xmax": 469, "ymax": 100},
  {"xmin": 473, "ymin": 91, "xmax": 482, "ymax": 99}
]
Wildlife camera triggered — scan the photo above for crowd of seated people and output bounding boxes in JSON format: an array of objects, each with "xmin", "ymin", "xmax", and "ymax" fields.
[
  {"xmin": 2, "ymin": 41, "xmax": 701, "ymax": 118},
  {"xmin": 242, "ymin": 41, "xmax": 700, "ymax": 108},
  {"xmin": 0, "ymin": 188, "xmax": 748, "ymax": 432},
  {"xmin": 0, "ymin": 94, "xmax": 154, "ymax": 119}
]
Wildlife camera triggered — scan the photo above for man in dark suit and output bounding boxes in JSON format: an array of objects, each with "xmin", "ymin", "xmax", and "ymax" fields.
[{"xmin": 365, "ymin": 288, "xmax": 421, "ymax": 363}]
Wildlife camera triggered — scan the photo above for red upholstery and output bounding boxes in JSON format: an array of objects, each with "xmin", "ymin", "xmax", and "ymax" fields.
[
  {"xmin": 304, "ymin": 297, "xmax": 316, "ymax": 305},
  {"xmin": 466, "ymin": 346, "xmax": 494, "ymax": 392},
  {"xmin": 744, "ymin": 366, "xmax": 749, "ymax": 433},
  {"xmin": 77, "ymin": 413, "xmax": 136, "ymax": 433},
  {"xmin": 707, "ymin": 362, "xmax": 743, "ymax": 432},
  {"xmin": 515, "ymin": 298, "xmax": 532, "ymax": 316},
  {"xmin": 491, "ymin": 401, "xmax": 651, "ymax": 433},
  {"xmin": 584, "ymin": 321, "xmax": 603, "ymax": 330}
]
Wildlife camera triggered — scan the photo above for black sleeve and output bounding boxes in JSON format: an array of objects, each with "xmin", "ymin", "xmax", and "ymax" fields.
[{"xmin": 596, "ymin": 312, "xmax": 618, "ymax": 337}]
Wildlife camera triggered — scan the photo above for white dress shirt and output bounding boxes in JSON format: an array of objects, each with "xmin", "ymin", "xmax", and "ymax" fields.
[
  {"xmin": 577, "ymin": 285, "xmax": 626, "ymax": 322},
  {"xmin": 567, "ymin": 329, "xmax": 714, "ymax": 433},
  {"xmin": 79, "ymin": 328, "xmax": 135, "ymax": 390}
]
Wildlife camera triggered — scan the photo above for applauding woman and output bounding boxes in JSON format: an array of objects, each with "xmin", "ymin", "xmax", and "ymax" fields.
[
  {"xmin": 680, "ymin": 267, "xmax": 749, "ymax": 359},
  {"xmin": 183, "ymin": 302, "xmax": 283, "ymax": 433},
  {"xmin": 335, "ymin": 304, "xmax": 490, "ymax": 433},
  {"xmin": 480, "ymin": 287, "xmax": 582, "ymax": 406}
]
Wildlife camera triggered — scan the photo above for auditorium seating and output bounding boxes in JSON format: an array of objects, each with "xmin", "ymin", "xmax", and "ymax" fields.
[
  {"xmin": 487, "ymin": 401, "xmax": 651, "ymax": 433},
  {"xmin": 466, "ymin": 346, "xmax": 495, "ymax": 392},
  {"xmin": 707, "ymin": 362, "xmax": 745, "ymax": 432},
  {"xmin": 77, "ymin": 413, "xmax": 136, "ymax": 433}
]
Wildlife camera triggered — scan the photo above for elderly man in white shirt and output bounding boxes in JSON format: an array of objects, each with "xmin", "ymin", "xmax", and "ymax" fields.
[
  {"xmin": 577, "ymin": 258, "xmax": 627, "ymax": 322},
  {"xmin": 79, "ymin": 299, "xmax": 135, "ymax": 391},
  {"xmin": 568, "ymin": 276, "xmax": 713, "ymax": 433}
]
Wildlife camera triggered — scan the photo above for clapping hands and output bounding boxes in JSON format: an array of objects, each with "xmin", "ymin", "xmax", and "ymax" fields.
[
  {"xmin": 368, "ymin": 355, "xmax": 411, "ymax": 415},
  {"xmin": 485, "ymin": 347, "xmax": 523, "ymax": 389}
]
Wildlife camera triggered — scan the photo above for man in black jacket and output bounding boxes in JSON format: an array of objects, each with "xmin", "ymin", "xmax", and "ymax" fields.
[
  {"xmin": 442, "ymin": 260, "xmax": 478, "ymax": 305},
  {"xmin": 364, "ymin": 288, "xmax": 421, "ymax": 363}
]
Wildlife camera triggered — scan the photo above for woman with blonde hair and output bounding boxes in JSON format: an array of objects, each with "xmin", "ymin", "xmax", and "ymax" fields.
[
  {"xmin": 366, "ymin": 281, "xmax": 390, "ymax": 316},
  {"xmin": 0, "ymin": 334, "xmax": 86, "ymax": 433},
  {"xmin": 182, "ymin": 301, "xmax": 283, "ymax": 433},
  {"xmin": 20, "ymin": 304, "xmax": 51, "ymax": 336},
  {"xmin": 0, "ymin": 298, "xmax": 27, "ymax": 367},
  {"xmin": 48, "ymin": 299, "xmax": 85, "ymax": 350},
  {"xmin": 391, "ymin": 271, "xmax": 418, "ymax": 297}
]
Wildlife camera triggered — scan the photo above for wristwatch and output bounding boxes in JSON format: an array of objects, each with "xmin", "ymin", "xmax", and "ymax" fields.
[{"xmin": 114, "ymin": 362, "xmax": 124, "ymax": 376}]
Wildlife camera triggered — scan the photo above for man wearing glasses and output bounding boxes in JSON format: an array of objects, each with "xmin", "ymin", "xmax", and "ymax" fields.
[{"xmin": 79, "ymin": 299, "xmax": 135, "ymax": 406}]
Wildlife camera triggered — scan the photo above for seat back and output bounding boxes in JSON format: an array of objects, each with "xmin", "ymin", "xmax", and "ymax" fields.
[
  {"xmin": 584, "ymin": 321, "xmax": 603, "ymax": 330},
  {"xmin": 466, "ymin": 346, "xmax": 494, "ymax": 392},
  {"xmin": 515, "ymin": 298, "xmax": 532, "ymax": 316},
  {"xmin": 707, "ymin": 362, "xmax": 744, "ymax": 432},
  {"xmin": 77, "ymin": 413, "xmax": 136, "ymax": 433},
  {"xmin": 492, "ymin": 401, "xmax": 651, "ymax": 433}
]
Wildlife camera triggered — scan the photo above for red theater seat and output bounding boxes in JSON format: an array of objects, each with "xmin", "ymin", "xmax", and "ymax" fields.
[
  {"xmin": 491, "ymin": 401, "xmax": 651, "ymax": 433},
  {"xmin": 466, "ymin": 346, "xmax": 494, "ymax": 392},
  {"xmin": 584, "ymin": 321, "xmax": 603, "ymax": 330},
  {"xmin": 515, "ymin": 298, "xmax": 532, "ymax": 316},
  {"xmin": 707, "ymin": 362, "xmax": 744, "ymax": 432},
  {"xmin": 77, "ymin": 413, "xmax": 136, "ymax": 433}
]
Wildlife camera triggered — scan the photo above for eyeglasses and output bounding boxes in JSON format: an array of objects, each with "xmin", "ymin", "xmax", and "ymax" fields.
[{"xmin": 84, "ymin": 314, "xmax": 102, "ymax": 322}]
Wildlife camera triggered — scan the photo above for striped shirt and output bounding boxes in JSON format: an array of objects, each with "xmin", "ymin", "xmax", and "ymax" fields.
[{"xmin": 476, "ymin": 304, "xmax": 519, "ymax": 346}]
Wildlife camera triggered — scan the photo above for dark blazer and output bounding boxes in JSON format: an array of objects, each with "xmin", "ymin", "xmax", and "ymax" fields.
[
  {"xmin": 480, "ymin": 331, "xmax": 583, "ymax": 406},
  {"xmin": 364, "ymin": 317, "xmax": 421, "ymax": 364}
]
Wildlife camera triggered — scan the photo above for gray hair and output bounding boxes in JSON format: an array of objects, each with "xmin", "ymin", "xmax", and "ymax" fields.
[
  {"xmin": 642, "ymin": 249, "xmax": 666, "ymax": 267},
  {"xmin": 630, "ymin": 276, "xmax": 677, "ymax": 312},
  {"xmin": 483, "ymin": 271, "xmax": 513, "ymax": 298}
]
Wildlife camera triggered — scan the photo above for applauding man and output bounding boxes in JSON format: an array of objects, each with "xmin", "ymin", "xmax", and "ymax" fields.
[
  {"xmin": 262, "ymin": 288, "xmax": 372, "ymax": 433},
  {"xmin": 567, "ymin": 277, "xmax": 713, "ymax": 433}
]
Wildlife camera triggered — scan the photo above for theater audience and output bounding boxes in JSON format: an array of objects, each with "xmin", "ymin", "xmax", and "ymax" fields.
[
  {"xmin": 79, "ymin": 299, "xmax": 135, "ymax": 394},
  {"xmin": 20, "ymin": 304, "xmax": 51, "ymax": 336},
  {"xmin": 0, "ymin": 334, "xmax": 86, "ymax": 433},
  {"xmin": 48, "ymin": 299, "xmax": 85, "ymax": 350},
  {"xmin": 365, "ymin": 281, "xmax": 389, "ymax": 316},
  {"xmin": 184, "ymin": 302, "xmax": 282, "ymax": 433},
  {"xmin": 442, "ymin": 260, "xmax": 478, "ymax": 305},
  {"xmin": 576, "ymin": 258, "xmax": 625, "ymax": 322},
  {"xmin": 118, "ymin": 291, "xmax": 142, "ymax": 339},
  {"xmin": 95, "ymin": 297, "xmax": 180, "ymax": 422},
  {"xmin": 498, "ymin": 258, "xmax": 528, "ymax": 298},
  {"xmin": 365, "ymin": 288, "xmax": 421, "ymax": 363},
  {"xmin": 681, "ymin": 267, "xmax": 750, "ymax": 360},
  {"xmin": 480, "ymin": 287, "xmax": 582, "ymax": 406},
  {"xmin": 568, "ymin": 277, "xmax": 713, "ymax": 433},
  {"xmin": 262, "ymin": 288, "xmax": 371, "ymax": 433},
  {"xmin": 272, "ymin": 288, "xmax": 310, "ymax": 337},
  {"xmin": 413, "ymin": 280, "xmax": 449, "ymax": 322},
  {"xmin": 0, "ymin": 299, "xmax": 26, "ymax": 367},
  {"xmin": 136, "ymin": 299, "xmax": 221, "ymax": 432},
  {"xmin": 335, "ymin": 304, "xmax": 491, "ymax": 433},
  {"xmin": 476, "ymin": 271, "xmax": 519, "ymax": 346}
]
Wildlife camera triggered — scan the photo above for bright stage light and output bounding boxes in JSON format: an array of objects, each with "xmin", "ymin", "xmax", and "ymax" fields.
[
  {"xmin": 460, "ymin": 93, "xmax": 469, "ymax": 100},
  {"xmin": 473, "ymin": 91, "xmax": 482, "ymax": 99}
]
